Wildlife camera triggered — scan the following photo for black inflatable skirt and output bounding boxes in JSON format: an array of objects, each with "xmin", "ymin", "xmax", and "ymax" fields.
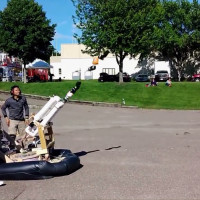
[{"xmin": 0, "ymin": 149, "xmax": 80, "ymax": 180}]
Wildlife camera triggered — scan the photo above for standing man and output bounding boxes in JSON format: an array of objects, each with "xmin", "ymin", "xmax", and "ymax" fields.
[{"xmin": 1, "ymin": 85, "xmax": 29, "ymax": 149}]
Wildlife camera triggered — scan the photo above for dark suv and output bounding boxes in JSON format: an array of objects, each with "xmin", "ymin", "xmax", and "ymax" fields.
[
  {"xmin": 116, "ymin": 72, "xmax": 131, "ymax": 82},
  {"xmin": 98, "ymin": 72, "xmax": 116, "ymax": 82},
  {"xmin": 155, "ymin": 70, "xmax": 169, "ymax": 81}
]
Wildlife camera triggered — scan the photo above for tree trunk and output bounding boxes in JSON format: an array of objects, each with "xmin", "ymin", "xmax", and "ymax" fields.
[
  {"xmin": 119, "ymin": 64, "xmax": 123, "ymax": 83},
  {"xmin": 116, "ymin": 53, "xmax": 125, "ymax": 83},
  {"xmin": 177, "ymin": 62, "xmax": 182, "ymax": 82},
  {"xmin": 169, "ymin": 59, "xmax": 173, "ymax": 78},
  {"xmin": 177, "ymin": 69, "xmax": 181, "ymax": 82}
]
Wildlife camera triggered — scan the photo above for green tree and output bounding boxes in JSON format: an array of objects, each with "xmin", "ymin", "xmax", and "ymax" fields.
[
  {"xmin": 0, "ymin": 0, "xmax": 56, "ymax": 83},
  {"xmin": 153, "ymin": 0, "xmax": 200, "ymax": 81},
  {"xmin": 72, "ymin": 0, "xmax": 160, "ymax": 82},
  {"xmin": 52, "ymin": 51, "xmax": 61, "ymax": 56}
]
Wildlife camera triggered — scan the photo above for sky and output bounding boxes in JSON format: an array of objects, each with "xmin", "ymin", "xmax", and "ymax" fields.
[{"xmin": 0, "ymin": 0, "xmax": 78, "ymax": 52}]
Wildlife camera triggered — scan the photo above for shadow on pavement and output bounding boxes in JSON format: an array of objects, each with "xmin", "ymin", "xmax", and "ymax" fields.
[{"xmin": 74, "ymin": 146, "xmax": 121, "ymax": 157}]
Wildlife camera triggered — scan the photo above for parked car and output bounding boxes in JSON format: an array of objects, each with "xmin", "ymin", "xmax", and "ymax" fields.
[
  {"xmin": 98, "ymin": 72, "xmax": 116, "ymax": 82},
  {"xmin": 155, "ymin": 70, "xmax": 169, "ymax": 81},
  {"xmin": 116, "ymin": 72, "xmax": 131, "ymax": 82},
  {"xmin": 135, "ymin": 74, "xmax": 149, "ymax": 82},
  {"xmin": 192, "ymin": 74, "xmax": 200, "ymax": 82}
]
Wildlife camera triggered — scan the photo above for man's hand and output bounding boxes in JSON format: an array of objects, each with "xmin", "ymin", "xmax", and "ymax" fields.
[
  {"xmin": 25, "ymin": 119, "xmax": 29, "ymax": 125},
  {"xmin": 5, "ymin": 117, "xmax": 10, "ymax": 127}
]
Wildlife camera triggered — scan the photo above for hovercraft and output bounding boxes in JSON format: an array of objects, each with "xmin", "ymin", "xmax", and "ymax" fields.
[{"xmin": 0, "ymin": 82, "xmax": 81, "ymax": 180}]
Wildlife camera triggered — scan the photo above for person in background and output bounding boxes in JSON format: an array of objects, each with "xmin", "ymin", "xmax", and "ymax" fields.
[
  {"xmin": 145, "ymin": 78, "xmax": 158, "ymax": 87},
  {"xmin": 151, "ymin": 78, "xmax": 157, "ymax": 86},
  {"xmin": 166, "ymin": 78, "xmax": 172, "ymax": 87},
  {"xmin": 1, "ymin": 85, "xmax": 29, "ymax": 150},
  {"xmin": 8, "ymin": 69, "xmax": 13, "ymax": 82}
]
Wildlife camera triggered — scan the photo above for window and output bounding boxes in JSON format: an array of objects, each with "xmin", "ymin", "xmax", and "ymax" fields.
[
  {"xmin": 102, "ymin": 68, "xmax": 115, "ymax": 75},
  {"xmin": 59, "ymin": 68, "xmax": 62, "ymax": 75}
]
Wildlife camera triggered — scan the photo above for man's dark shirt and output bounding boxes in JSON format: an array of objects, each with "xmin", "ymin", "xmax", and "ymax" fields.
[{"xmin": 1, "ymin": 96, "xmax": 29, "ymax": 121}]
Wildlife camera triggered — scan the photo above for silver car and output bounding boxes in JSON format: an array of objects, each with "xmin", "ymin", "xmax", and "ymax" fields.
[
  {"xmin": 135, "ymin": 74, "xmax": 149, "ymax": 82},
  {"xmin": 155, "ymin": 70, "xmax": 169, "ymax": 81}
]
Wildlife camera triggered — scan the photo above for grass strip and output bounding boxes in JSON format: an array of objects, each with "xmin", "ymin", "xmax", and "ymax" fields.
[{"xmin": 0, "ymin": 80, "xmax": 200, "ymax": 110}]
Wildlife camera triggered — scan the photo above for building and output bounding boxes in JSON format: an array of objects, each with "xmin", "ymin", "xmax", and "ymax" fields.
[{"xmin": 50, "ymin": 44, "xmax": 170, "ymax": 80}]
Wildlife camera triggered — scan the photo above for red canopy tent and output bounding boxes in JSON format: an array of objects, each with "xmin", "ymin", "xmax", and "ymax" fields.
[{"xmin": 26, "ymin": 59, "xmax": 52, "ymax": 82}]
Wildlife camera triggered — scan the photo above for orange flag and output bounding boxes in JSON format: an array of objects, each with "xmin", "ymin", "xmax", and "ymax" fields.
[{"xmin": 92, "ymin": 57, "xmax": 99, "ymax": 65}]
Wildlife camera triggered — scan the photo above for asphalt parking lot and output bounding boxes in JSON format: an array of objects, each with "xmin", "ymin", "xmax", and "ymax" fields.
[{"xmin": 0, "ymin": 94, "xmax": 200, "ymax": 200}]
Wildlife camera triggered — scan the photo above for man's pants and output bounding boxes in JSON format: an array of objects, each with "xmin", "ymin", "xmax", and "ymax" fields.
[{"xmin": 8, "ymin": 120, "xmax": 27, "ymax": 148}]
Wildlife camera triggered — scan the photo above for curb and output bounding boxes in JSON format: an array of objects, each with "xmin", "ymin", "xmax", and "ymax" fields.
[{"xmin": 0, "ymin": 90, "xmax": 138, "ymax": 109}]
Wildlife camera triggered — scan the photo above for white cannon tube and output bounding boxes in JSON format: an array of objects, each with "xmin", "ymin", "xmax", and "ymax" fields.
[
  {"xmin": 34, "ymin": 96, "xmax": 61, "ymax": 122},
  {"xmin": 25, "ymin": 86, "xmax": 78, "ymax": 137},
  {"xmin": 40, "ymin": 101, "xmax": 64, "ymax": 127},
  {"xmin": 26, "ymin": 98, "xmax": 64, "ymax": 136}
]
